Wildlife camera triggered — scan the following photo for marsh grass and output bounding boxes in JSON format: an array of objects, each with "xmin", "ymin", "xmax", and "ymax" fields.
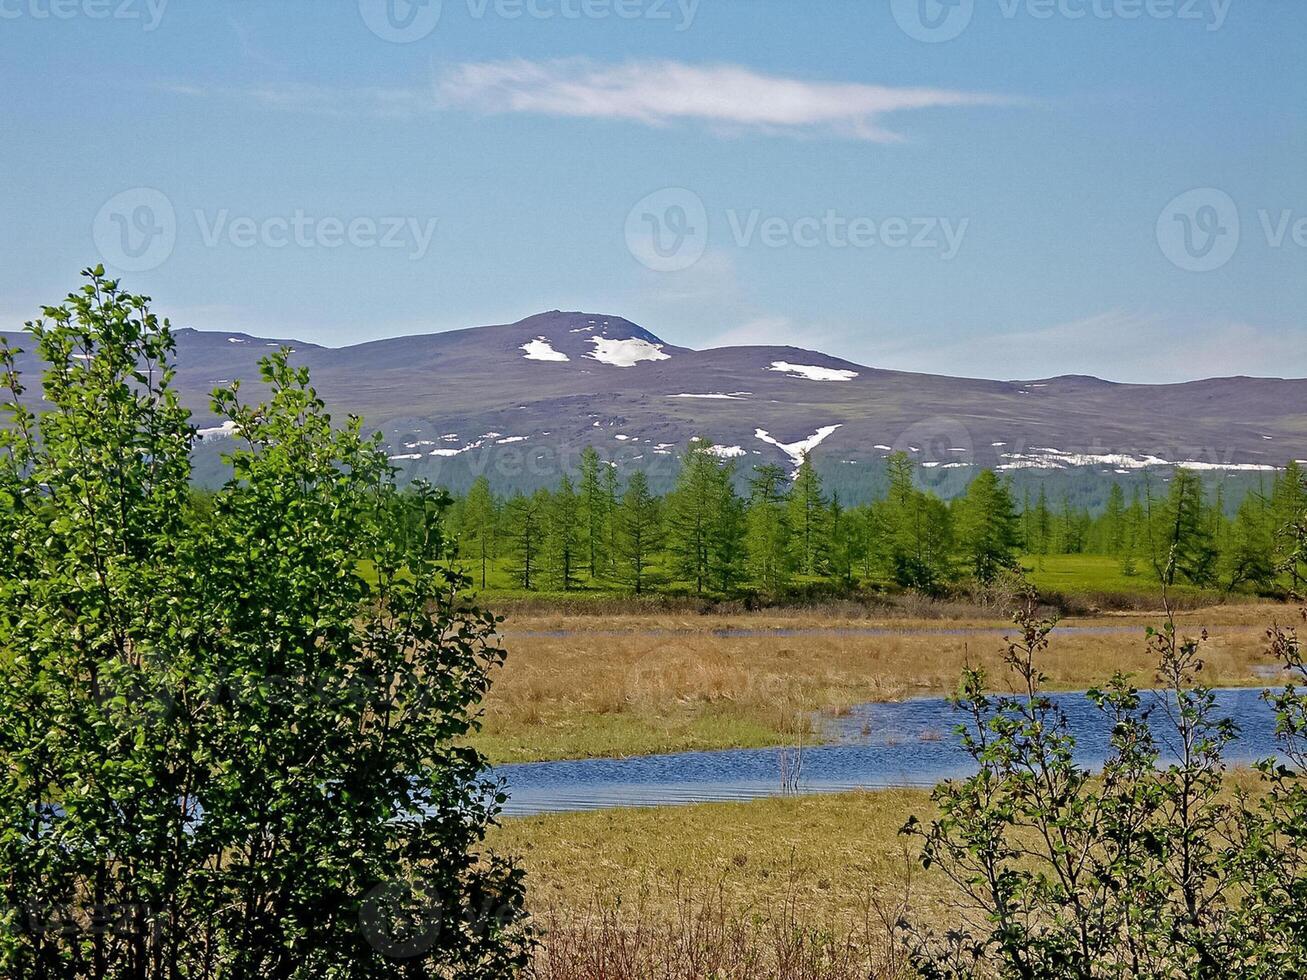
[
  {"xmin": 533, "ymin": 880, "xmax": 915, "ymax": 980},
  {"xmin": 474, "ymin": 605, "xmax": 1285, "ymax": 762}
]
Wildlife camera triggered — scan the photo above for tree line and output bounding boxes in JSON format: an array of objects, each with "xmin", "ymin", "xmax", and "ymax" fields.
[{"xmin": 432, "ymin": 442, "xmax": 1307, "ymax": 597}]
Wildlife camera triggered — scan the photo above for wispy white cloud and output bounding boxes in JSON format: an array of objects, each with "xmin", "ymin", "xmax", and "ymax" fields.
[
  {"xmin": 860, "ymin": 311, "xmax": 1307, "ymax": 383},
  {"xmin": 156, "ymin": 81, "xmax": 429, "ymax": 120},
  {"xmin": 435, "ymin": 59, "xmax": 1014, "ymax": 142},
  {"xmin": 159, "ymin": 60, "xmax": 1013, "ymax": 139}
]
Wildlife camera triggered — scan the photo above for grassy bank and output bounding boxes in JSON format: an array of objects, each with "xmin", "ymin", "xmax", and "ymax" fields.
[
  {"xmin": 473, "ymin": 603, "xmax": 1290, "ymax": 763},
  {"xmin": 489, "ymin": 791, "xmax": 940, "ymax": 923},
  {"xmin": 462, "ymin": 553, "xmax": 1250, "ymax": 612}
]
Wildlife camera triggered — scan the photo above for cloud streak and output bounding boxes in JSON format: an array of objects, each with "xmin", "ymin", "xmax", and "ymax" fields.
[
  {"xmin": 434, "ymin": 59, "xmax": 1013, "ymax": 141},
  {"xmin": 860, "ymin": 311, "xmax": 1307, "ymax": 384}
]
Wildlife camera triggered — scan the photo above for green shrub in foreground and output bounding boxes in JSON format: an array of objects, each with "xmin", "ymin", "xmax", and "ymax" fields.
[{"xmin": 0, "ymin": 269, "xmax": 530, "ymax": 978}]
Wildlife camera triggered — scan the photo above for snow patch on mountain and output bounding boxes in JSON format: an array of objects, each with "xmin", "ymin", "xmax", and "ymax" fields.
[
  {"xmin": 996, "ymin": 448, "xmax": 1280, "ymax": 473},
  {"xmin": 755, "ymin": 424, "xmax": 842, "ymax": 474},
  {"xmin": 521, "ymin": 337, "xmax": 569, "ymax": 362},
  {"xmin": 668, "ymin": 392, "xmax": 747, "ymax": 400},
  {"xmin": 768, "ymin": 361, "xmax": 858, "ymax": 382},
  {"xmin": 705, "ymin": 445, "xmax": 747, "ymax": 459},
  {"xmin": 587, "ymin": 336, "xmax": 669, "ymax": 367}
]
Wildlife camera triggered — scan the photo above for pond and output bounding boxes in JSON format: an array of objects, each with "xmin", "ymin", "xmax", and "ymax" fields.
[{"xmin": 493, "ymin": 685, "xmax": 1293, "ymax": 816}]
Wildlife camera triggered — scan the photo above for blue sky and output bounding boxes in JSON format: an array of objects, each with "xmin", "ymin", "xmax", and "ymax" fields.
[{"xmin": 1, "ymin": 0, "xmax": 1303, "ymax": 381}]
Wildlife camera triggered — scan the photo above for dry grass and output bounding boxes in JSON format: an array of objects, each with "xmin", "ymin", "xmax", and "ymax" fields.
[
  {"xmin": 473, "ymin": 604, "xmax": 1292, "ymax": 763},
  {"xmin": 532, "ymin": 886, "xmax": 914, "ymax": 980},
  {"xmin": 492, "ymin": 791, "xmax": 936, "ymax": 978}
]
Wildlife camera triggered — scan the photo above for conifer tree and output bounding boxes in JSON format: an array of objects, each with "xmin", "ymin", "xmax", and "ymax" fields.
[
  {"xmin": 745, "ymin": 463, "xmax": 793, "ymax": 593},
  {"xmin": 666, "ymin": 441, "xmax": 736, "ymax": 594},
  {"xmin": 616, "ymin": 470, "xmax": 661, "ymax": 594},
  {"xmin": 1155, "ymin": 468, "xmax": 1218, "ymax": 586},
  {"xmin": 1103, "ymin": 483, "xmax": 1127, "ymax": 555},
  {"xmin": 1223, "ymin": 492, "xmax": 1275, "ymax": 592},
  {"xmin": 578, "ymin": 446, "xmax": 609, "ymax": 579},
  {"xmin": 460, "ymin": 475, "xmax": 498, "ymax": 588},
  {"xmin": 788, "ymin": 453, "xmax": 828, "ymax": 576},
  {"xmin": 505, "ymin": 489, "xmax": 547, "ymax": 590},
  {"xmin": 956, "ymin": 469, "xmax": 1021, "ymax": 582},
  {"xmin": 827, "ymin": 494, "xmax": 859, "ymax": 586},
  {"xmin": 545, "ymin": 474, "xmax": 581, "ymax": 590}
]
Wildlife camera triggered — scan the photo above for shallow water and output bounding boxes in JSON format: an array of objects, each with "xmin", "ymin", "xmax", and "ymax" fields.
[{"xmin": 493, "ymin": 686, "xmax": 1287, "ymax": 816}]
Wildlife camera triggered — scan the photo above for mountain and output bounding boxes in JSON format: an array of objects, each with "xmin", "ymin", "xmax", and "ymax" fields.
[{"xmin": 9, "ymin": 311, "xmax": 1307, "ymax": 494}]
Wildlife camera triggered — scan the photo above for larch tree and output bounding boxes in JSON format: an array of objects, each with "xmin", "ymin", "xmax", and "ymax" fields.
[
  {"xmin": 787, "ymin": 453, "xmax": 828, "ymax": 576},
  {"xmin": 745, "ymin": 463, "xmax": 793, "ymax": 593},
  {"xmin": 955, "ymin": 469, "xmax": 1021, "ymax": 583},
  {"xmin": 615, "ymin": 469, "xmax": 661, "ymax": 594}
]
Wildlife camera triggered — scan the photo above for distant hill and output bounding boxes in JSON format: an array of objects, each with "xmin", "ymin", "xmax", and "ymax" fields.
[{"xmin": 7, "ymin": 311, "xmax": 1306, "ymax": 497}]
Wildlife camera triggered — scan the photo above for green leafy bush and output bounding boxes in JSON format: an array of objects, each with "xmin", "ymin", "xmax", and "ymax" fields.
[{"xmin": 0, "ymin": 269, "xmax": 531, "ymax": 978}]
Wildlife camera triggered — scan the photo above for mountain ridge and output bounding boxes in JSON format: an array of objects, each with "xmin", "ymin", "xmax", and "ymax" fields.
[{"xmin": 11, "ymin": 311, "xmax": 1307, "ymax": 492}]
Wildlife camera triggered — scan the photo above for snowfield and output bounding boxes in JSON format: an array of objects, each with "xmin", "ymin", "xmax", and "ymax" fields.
[
  {"xmin": 587, "ymin": 336, "xmax": 670, "ymax": 367},
  {"xmin": 667, "ymin": 393, "xmax": 747, "ymax": 400},
  {"xmin": 705, "ymin": 445, "xmax": 747, "ymax": 459},
  {"xmin": 767, "ymin": 361, "xmax": 859, "ymax": 382},
  {"xmin": 755, "ymin": 424, "xmax": 842, "ymax": 473},
  {"xmin": 521, "ymin": 337, "xmax": 570, "ymax": 361},
  {"xmin": 996, "ymin": 448, "xmax": 1281, "ymax": 472}
]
